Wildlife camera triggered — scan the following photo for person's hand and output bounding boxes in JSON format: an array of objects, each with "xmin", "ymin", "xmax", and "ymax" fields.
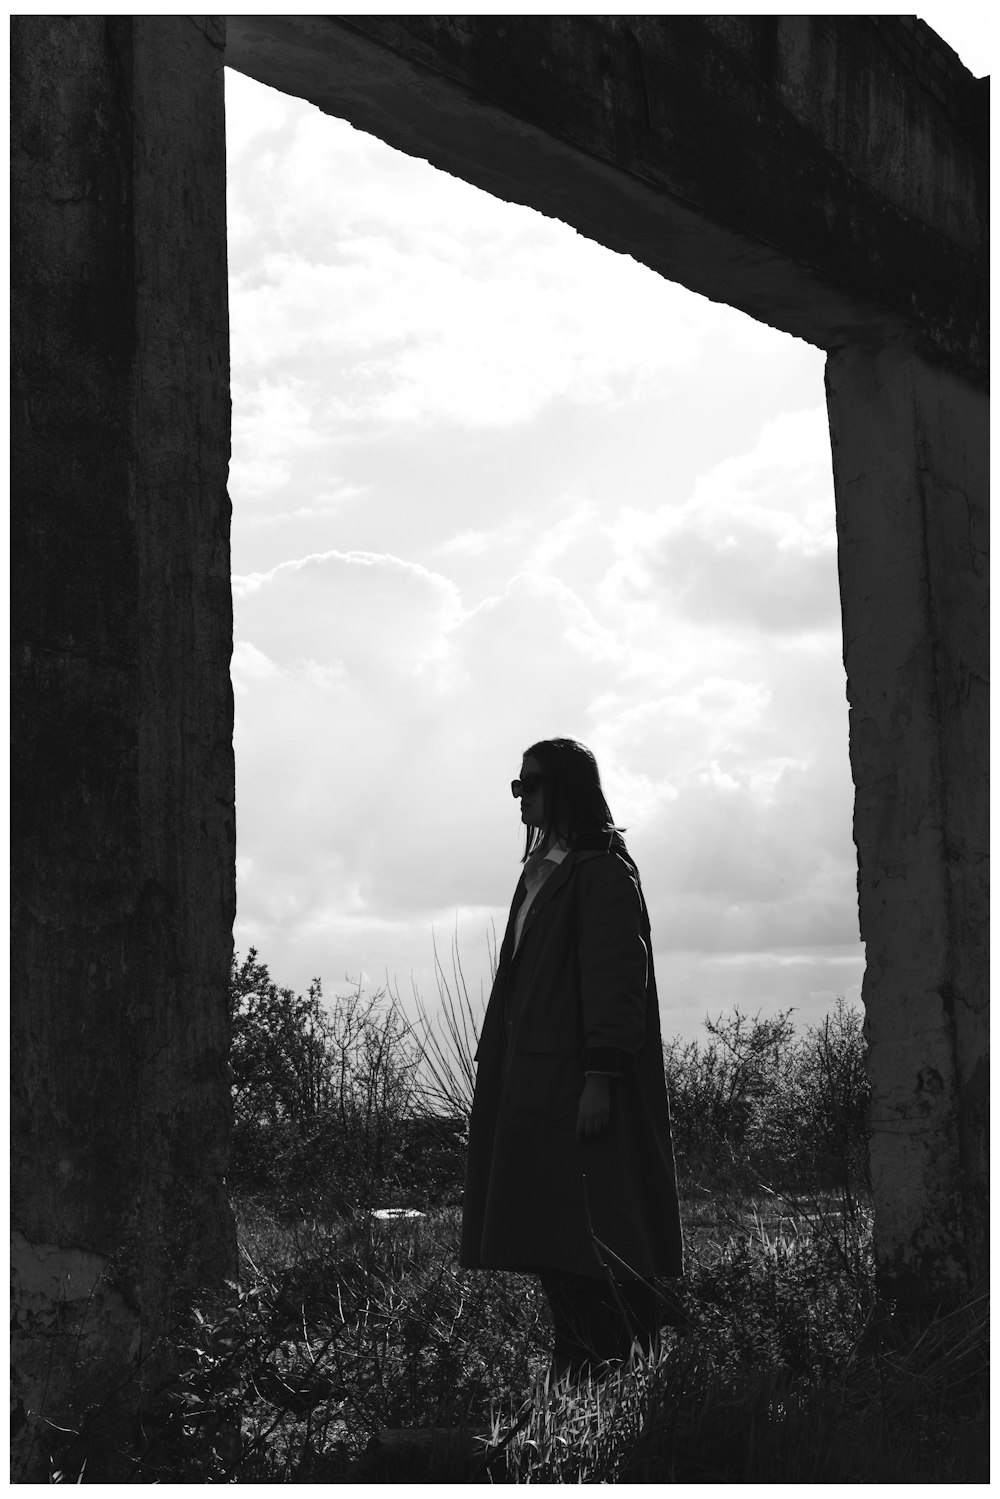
[{"xmin": 576, "ymin": 1073, "xmax": 611, "ymax": 1142}]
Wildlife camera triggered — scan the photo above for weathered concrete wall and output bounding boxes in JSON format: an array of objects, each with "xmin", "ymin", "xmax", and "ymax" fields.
[
  {"xmin": 11, "ymin": 16, "xmax": 235, "ymax": 1478},
  {"xmin": 827, "ymin": 345, "xmax": 989, "ymax": 1299},
  {"xmin": 226, "ymin": 15, "xmax": 986, "ymax": 380}
]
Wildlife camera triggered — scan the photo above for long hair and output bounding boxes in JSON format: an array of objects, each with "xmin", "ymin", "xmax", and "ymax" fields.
[{"xmin": 521, "ymin": 738, "xmax": 623, "ymax": 861}]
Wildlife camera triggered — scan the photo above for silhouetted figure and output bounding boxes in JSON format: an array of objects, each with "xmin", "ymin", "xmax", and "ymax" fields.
[{"xmin": 461, "ymin": 738, "xmax": 683, "ymax": 1380}]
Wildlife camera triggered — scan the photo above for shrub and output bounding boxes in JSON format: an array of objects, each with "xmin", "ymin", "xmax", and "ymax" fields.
[
  {"xmin": 795, "ymin": 995, "xmax": 871, "ymax": 1198},
  {"xmin": 663, "ymin": 1007, "xmax": 800, "ymax": 1192},
  {"xmin": 662, "ymin": 998, "xmax": 870, "ymax": 1205},
  {"xmin": 229, "ymin": 951, "xmax": 442, "ymax": 1217},
  {"xmin": 232, "ymin": 943, "xmax": 871, "ymax": 1220}
]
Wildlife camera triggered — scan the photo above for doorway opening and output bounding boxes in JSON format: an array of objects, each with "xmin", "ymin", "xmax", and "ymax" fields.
[{"xmin": 224, "ymin": 67, "xmax": 864, "ymax": 1049}]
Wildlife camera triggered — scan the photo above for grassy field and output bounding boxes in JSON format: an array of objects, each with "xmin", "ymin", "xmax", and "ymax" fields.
[
  {"xmin": 125, "ymin": 1190, "xmax": 987, "ymax": 1484},
  {"xmin": 39, "ymin": 980, "xmax": 986, "ymax": 1482}
]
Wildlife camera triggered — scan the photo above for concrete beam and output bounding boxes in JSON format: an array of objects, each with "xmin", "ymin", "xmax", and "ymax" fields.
[{"xmin": 226, "ymin": 15, "xmax": 986, "ymax": 380}]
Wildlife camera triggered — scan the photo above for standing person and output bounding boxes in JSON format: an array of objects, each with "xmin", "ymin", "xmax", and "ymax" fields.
[{"xmin": 460, "ymin": 738, "xmax": 683, "ymax": 1380}]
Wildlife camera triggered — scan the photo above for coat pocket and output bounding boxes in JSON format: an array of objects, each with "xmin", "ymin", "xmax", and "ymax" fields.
[
  {"xmin": 504, "ymin": 1042, "xmax": 582, "ymax": 1125},
  {"xmin": 515, "ymin": 1025, "xmax": 580, "ymax": 1058}
]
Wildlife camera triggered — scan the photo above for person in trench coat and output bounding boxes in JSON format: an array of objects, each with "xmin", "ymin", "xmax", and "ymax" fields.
[{"xmin": 460, "ymin": 737, "xmax": 683, "ymax": 1378}]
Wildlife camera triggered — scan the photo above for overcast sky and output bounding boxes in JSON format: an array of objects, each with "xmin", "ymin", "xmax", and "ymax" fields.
[{"xmin": 224, "ymin": 11, "xmax": 988, "ymax": 1043}]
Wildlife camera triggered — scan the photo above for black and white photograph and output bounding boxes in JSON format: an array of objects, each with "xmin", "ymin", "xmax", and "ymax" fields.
[{"xmin": 11, "ymin": 10, "xmax": 988, "ymax": 1483}]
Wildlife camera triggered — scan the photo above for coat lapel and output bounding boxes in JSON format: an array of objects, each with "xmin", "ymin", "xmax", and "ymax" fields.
[
  {"xmin": 514, "ymin": 849, "xmax": 579, "ymax": 937},
  {"xmin": 529, "ymin": 851, "xmax": 576, "ymax": 916},
  {"xmin": 497, "ymin": 847, "xmax": 606, "ymax": 981}
]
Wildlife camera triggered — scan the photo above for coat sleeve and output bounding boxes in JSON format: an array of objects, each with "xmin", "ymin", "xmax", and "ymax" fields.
[{"xmin": 576, "ymin": 855, "xmax": 650, "ymax": 1070}]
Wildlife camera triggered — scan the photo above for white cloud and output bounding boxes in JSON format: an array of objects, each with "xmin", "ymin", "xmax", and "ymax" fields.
[
  {"xmin": 224, "ymin": 69, "xmax": 291, "ymax": 154},
  {"xmin": 228, "ymin": 240, "xmax": 707, "ymax": 429},
  {"xmin": 232, "ymin": 640, "xmax": 279, "ymax": 681},
  {"xmin": 224, "ymin": 81, "xmax": 743, "ymax": 434},
  {"xmin": 600, "ymin": 407, "xmax": 839, "ymax": 638},
  {"xmin": 238, "ymin": 490, "xmax": 367, "ymax": 531},
  {"xmin": 234, "ymin": 549, "xmax": 464, "ymax": 684},
  {"xmin": 229, "ymin": 376, "xmax": 335, "ymax": 510},
  {"xmin": 230, "ymin": 523, "xmax": 857, "ymax": 1024},
  {"xmin": 435, "ymin": 519, "xmax": 531, "ymax": 557}
]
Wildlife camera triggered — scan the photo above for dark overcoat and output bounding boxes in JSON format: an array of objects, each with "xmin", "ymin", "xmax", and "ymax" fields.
[{"xmin": 460, "ymin": 833, "xmax": 683, "ymax": 1281}]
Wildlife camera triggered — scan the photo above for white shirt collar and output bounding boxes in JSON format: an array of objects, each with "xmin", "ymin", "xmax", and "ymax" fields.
[{"xmin": 523, "ymin": 839, "xmax": 569, "ymax": 880}]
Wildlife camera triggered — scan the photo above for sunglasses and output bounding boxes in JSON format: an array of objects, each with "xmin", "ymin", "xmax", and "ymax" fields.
[{"xmin": 511, "ymin": 773, "xmax": 544, "ymax": 799}]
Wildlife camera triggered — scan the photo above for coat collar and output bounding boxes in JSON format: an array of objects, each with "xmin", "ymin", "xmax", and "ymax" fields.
[
  {"xmin": 510, "ymin": 843, "xmax": 609, "ymax": 935},
  {"xmin": 497, "ymin": 835, "xmax": 626, "ymax": 968},
  {"xmin": 522, "ymin": 845, "xmax": 576, "ymax": 921}
]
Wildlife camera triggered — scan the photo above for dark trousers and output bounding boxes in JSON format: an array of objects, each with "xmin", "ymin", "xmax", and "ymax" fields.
[{"xmin": 538, "ymin": 1269, "xmax": 659, "ymax": 1379}]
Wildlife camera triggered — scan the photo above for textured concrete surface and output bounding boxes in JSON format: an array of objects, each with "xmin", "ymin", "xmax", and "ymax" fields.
[
  {"xmin": 11, "ymin": 1233, "xmax": 141, "ymax": 1476},
  {"xmin": 826, "ymin": 344, "xmax": 988, "ymax": 1299},
  {"xmin": 226, "ymin": 15, "xmax": 987, "ymax": 379},
  {"xmin": 11, "ymin": 16, "xmax": 235, "ymax": 1478}
]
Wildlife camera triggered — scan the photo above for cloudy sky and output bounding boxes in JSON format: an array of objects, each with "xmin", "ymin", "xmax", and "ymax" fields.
[{"xmin": 224, "ymin": 12, "xmax": 988, "ymax": 1043}]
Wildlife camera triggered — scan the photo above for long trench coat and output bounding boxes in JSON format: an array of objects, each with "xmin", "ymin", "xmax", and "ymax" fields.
[{"xmin": 460, "ymin": 832, "xmax": 683, "ymax": 1282}]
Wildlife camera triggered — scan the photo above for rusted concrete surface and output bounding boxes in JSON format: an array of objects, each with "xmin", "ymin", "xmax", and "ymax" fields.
[
  {"xmin": 226, "ymin": 15, "xmax": 987, "ymax": 379},
  {"xmin": 827, "ymin": 344, "xmax": 988, "ymax": 1299},
  {"xmin": 11, "ymin": 16, "xmax": 236, "ymax": 1478}
]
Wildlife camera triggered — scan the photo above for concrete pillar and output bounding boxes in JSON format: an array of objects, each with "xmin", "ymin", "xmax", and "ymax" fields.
[
  {"xmin": 826, "ymin": 344, "xmax": 988, "ymax": 1305},
  {"xmin": 11, "ymin": 17, "xmax": 235, "ymax": 1478}
]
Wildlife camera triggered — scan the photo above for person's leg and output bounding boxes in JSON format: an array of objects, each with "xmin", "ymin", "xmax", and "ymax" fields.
[
  {"xmin": 615, "ymin": 1277, "xmax": 659, "ymax": 1359},
  {"xmin": 538, "ymin": 1269, "xmax": 601, "ymax": 1379},
  {"xmin": 572, "ymin": 1276, "xmax": 653, "ymax": 1363},
  {"xmin": 539, "ymin": 1270, "xmax": 656, "ymax": 1378}
]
